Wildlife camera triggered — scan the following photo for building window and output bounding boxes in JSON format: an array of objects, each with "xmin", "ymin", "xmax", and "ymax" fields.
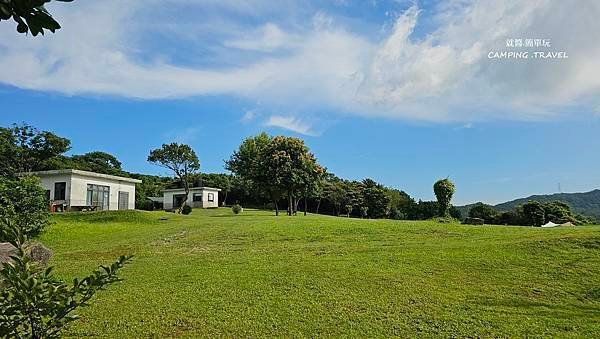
[
  {"xmin": 208, "ymin": 193, "xmax": 214, "ymax": 202},
  {"xmin": 54, "ymin": 182, "xmax": 66, "ymax": 200},
  {"xmin": 193, "ymin": 193, "xmax": 203, "ymax": 202},
  {"xmin": 86, "ymin": 184, "xmax": 110, "ymax": 210}
]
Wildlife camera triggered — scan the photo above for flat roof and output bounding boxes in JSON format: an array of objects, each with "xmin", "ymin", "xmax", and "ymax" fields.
[
  {"xmin": 163, "ymin": 186, "xmax": 221, "ymax": 192},
  {"xmin": 26, "ymin": 169, "xmax": 142, "ymax": 184}
]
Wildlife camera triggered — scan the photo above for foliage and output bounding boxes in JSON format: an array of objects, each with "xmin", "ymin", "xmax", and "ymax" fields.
[
  {"xmin": 492, "ymin": 189, "xmax": 600, "ymax": 224},
  {"xmin": 0, "ymin": 237, "xmax": 131, "ymax": 338},
  {"xmin": 361, "ymin": 179, "xmax": 390, "ymax": 219},
  {"xmin": 522, "ymin": 200, "xmax": 546, "ymax": 226},
  {"xmin": 231, "ymin": 204, "xmax": 242, "ymax": 214},
  {"xmin": 0, "ymin": 175, "xmax": 49, "ymax": 242},
  {"xmin": 0, "ymin": 0, "xmax": 73, "ymax": 36},
  {"xmin": 181, "ymin": 205, "xmax": 192, "ymax": 215},
  {"xmin": 0, "ymin": 123, "xmax": 71, "ymax": 176},
  {"xmin": 449, "ymin": 205, "xmax": 462, "ymax": 220},
  {"xmin": 468, "ymin": 203, "xmax": 499, "ymax": 224},
  {"xmin": 344, "ymin": 204, "xmax": 353, "ymax": 217},
  {"xmin": 71, "ymin": 152, "xmax": 123, "ymax": 175},
  {"xmin": 433, "ymin": 178, "xmax": 456, "ymax": 217},
  {"xmin": 130, "ymin": 174, "xmax": 169, "ymax": 210},
  {"xmin": 359, "ymin": 206, "xmax": 368, "ymax": 218},
  {"xmin": 148, "ymin": 143, "xmax": 200, "ymax": 213},
  {"xmin": 227, "ymin": 133, "xmax": 325, "ymax": 216}
]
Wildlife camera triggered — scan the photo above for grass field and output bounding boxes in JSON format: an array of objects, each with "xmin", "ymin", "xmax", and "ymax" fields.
[{"xmin": 41, "ymin": 208, "xmax": 600, "ymax": 337}]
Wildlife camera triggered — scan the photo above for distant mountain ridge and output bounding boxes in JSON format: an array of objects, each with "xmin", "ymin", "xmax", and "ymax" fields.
[{"xmin": 458, "ymin": 189, "xmax": 600, "ymax": 222}]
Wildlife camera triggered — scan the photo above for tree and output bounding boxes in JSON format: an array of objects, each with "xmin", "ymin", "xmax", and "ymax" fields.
[
  {"xmin": 468, "ymin": 203, "xmax": 499, "ymax": 224},
  {"xmin": 259, "ymin": 136, "xmax": 325, "ymax": 216},
  {"xmin": 361, "ymin": 179, "xmax": 390, "ymax": 219},
  {"xmin": 0, "ymin": 124, "xmax": 71, "ymax": 176},
  {"xmin": 0, "ymin": 0, "xmax": 73, "ymax": 36},
  {"xmin": 0, "ymin": 175, "xmax": 49, "ymax": 242},
  {"xmin": 433, "ymin": 178, "xmax": 455, "ymax": 217},
  {"xmin": 71, "ymin": 151, "xmax": 123, "ymax": 175},
  {"xmin": 226, "ymin": 133, "xmax": 279, "ymax": 213},
  {"xmin": 386, "ymin": 188, "xmax": 414, "ymax": 220},
  {"xmin": 522, "ymin": 200, "xmax": 545, "ymax": 226},
  {"xmin": 148, "ymin": 143, "xmax": 200, "ymax": 213},
  {"xmin": 323, "ymin": 181, "xmax": 346, "ymax": 216}
]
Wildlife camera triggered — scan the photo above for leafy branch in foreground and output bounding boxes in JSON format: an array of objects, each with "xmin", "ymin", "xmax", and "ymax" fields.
[
  {"xmin": 0, "ymin": 0, "xmax": 74, "ymax": 36},
  {"xmin": 0, "ymin": 229, "xmax": 132, "ymax": 338}
]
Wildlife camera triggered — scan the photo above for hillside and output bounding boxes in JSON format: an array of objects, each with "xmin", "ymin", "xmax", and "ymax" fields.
[{"xmin": 459, "ymin": 189, "xmax": 600, "ymax": 222}]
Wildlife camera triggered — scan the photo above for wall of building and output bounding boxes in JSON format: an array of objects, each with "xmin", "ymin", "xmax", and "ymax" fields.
[
  {"xmin": 163, "ymin": 188, "xmax": 219, "ymax": 209},
  {"xmin": 36, "ymin": 173, "xmax": 136, "ymax": 210},
  {"xmin": 37, "ymin": 173, "xmax": 72, "ymax": 202},
  {"xmin": 70, "ymin": 173, "xmax": 136, "ymax": 210}
]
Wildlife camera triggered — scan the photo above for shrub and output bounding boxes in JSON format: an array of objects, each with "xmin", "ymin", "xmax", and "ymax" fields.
[
  {"xmin": 181, "ymin": 205, "xmax": 192, "ymax": 215},
  {"xmin": 0, "ymin": 228, "xmax": 132, "ymax": 338},
  {"xmin": 232, "ymin": 204, "xmax": 243, "ymax": 214},
  {"xmin": 360, "ymin": 206, "xmax": 369, "ymax": 219},
  {"xmin": 0, "ymin": 175, "xmax": 49, "ymax": 242}
]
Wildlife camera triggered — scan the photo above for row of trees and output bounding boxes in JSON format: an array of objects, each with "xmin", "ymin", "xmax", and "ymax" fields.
[
  {"xmin": 468, "ymin": 200, "xmax": 595, "ymax": 226},
  {"xmin": 1, "ymin": 124, "xmax": 462, "ymax": 220}
]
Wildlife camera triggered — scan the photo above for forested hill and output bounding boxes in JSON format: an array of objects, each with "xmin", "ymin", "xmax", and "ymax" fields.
[{"xmin": 459, "ymin": 189, "xmax": 600, "ymax": 222}]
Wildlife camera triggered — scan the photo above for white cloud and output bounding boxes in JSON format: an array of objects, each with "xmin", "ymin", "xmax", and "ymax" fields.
[
  {"xmin": 0, "ymin": 0, "xmax": 599, "ymax": 123},
  {"xmin": 241, "ymin": 109, "xmax": 259, "ymax": 122},
  {"xmin": 264, "ymin": 115, "xmax": 316, "ymax": 136},
  {"xmin": 224, "ymin": 23, "xmax": 294, "ymax": 52},
  {"xmin": 163, "ymin": 126, "xmax": 201, "ymax": 144}
]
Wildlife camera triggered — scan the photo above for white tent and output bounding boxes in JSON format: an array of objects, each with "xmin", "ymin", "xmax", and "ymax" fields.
[{"xmin": 541, "ymin": 221, "xmax": 559, "ymax": 228}]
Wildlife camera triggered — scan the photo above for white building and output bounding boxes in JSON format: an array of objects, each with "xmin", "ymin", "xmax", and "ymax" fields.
[
  {"xmin": 163, "ymin": 187, "xmax": 221, "ymax": 209},
  {"xmin": 28, "ymin": 169, "xmax": 141, "ymax": 211}
]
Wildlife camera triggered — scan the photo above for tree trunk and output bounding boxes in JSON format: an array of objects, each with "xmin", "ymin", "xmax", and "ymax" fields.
[
  {"xmin": 304, "ymin": 195, "xmax": 307, "ymax": 216},
  {"xmin": 316, "ymin": 198, "xmax": 321, "ymax": 214},
  {"xmin": 288, "ymin": 194, "xmax": 293, "ymax": 216},
  {"xmin": 180, "ymin": 183, "xmax": 189, "ymax": 214},
  {"xmin": 223, "ymin": 191, "xmax": 228, "ymax": 207},
  {"xmin": 294, "ymin": 196, "xmax": 299, "ymax": 215},
  {"xmin": 274, "ymin": 200, "xmax": 279, "ymax": 216}
]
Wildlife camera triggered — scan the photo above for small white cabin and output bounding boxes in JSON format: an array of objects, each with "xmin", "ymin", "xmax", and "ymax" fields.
[
  {"xmin": 28, "ymin": 169, "xmax": 141, "ymax": 211},
  {"xmin": 163, "ymin": 187, "xmax": 221, "ymax": 209}
]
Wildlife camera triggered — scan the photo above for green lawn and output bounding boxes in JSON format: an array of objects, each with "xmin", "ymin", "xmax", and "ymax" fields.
[{"xmin": 41, "ymin": 208, "xmax": 600, "ymax": 337}]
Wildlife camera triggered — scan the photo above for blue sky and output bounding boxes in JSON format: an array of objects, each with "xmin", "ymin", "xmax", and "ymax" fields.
[{"xmin": 1, "ymin": 0, "xmax": 600, "ymax": 205}]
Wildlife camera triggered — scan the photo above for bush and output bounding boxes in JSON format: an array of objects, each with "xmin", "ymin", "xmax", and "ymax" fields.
[
  {"xmin": 232, "ymin": 204, "xmax": 243, "ymax": 214},
  {"xmin": 0, "ymin": 175, "xmax": 49, "ymax": 242},
  {"xmin": 181, "ymin": 205, "xmax": 192, "ymax": 215},
  {"xmin": 0, "ymin": 250, "xmax": 131, "ymax": 338}
]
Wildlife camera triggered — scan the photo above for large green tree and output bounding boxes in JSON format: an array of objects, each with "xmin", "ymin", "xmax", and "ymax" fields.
[
  {"xmin": 70, "ymin": 151, "xmax": 123, "ymax": 175},
  {"xmin": 0, "ymin": 124, "xmax": 71, "ymax": 176},
  {"xmin": 522, "ymin": 200, "xmax": 546, "ymax": 226},
  {"xmin": 227, "ymin": 133, "xmax": 324, "ymax": 216},
  {"xmin": 361, "ymin": 179, "xmax": 390, "ymax": 219},
  {"xmin": 0, "ymin": 0, "xmax": 73, "ymax": 36},
  {"xmin": 148, "ymin": 143, "xmax": 200, "ymax": 213},
  {"xmin": 433, "ymin": 178, "xmax": 456, "ymax": 217},
  {"xmin": 468, "ymin": 203, "xmax": 499, "ymax": 224},
  {"xmin": 259, "ymin": 136, "xmax": 325, "ymax": 216}
]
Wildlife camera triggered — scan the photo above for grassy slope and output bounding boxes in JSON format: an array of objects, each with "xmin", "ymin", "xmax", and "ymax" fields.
[{"xmin": 41, "ymin": 209, "xmax": 600, "ymax": 338}]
